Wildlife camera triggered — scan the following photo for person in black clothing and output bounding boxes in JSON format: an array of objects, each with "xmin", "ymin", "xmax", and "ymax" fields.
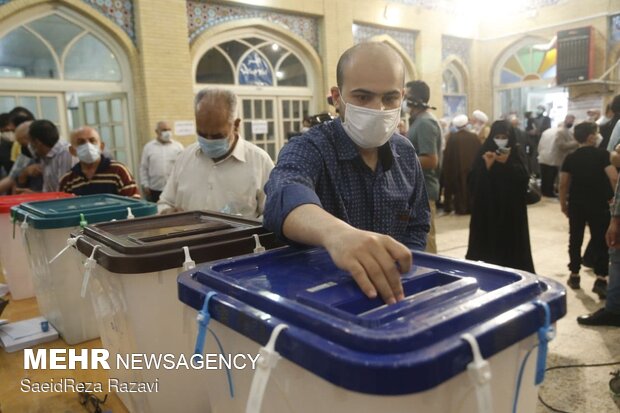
[
  {"xmin": 599, "ymin": 95, "xmax": 620, "ymax": 150},
  {"xmin": 559, "ymin": 122, "xmax": 618, "ymax": 298},
  {"xmin": 466, "ymin": 120, "xmax": 535, "ymax": 273},
  {"xmin": 0, "ymin": 113, "xmax": 13, "ymax": 177},
  {"xmin": 526, "ymin": 105, "xmax": 552, "ymax": 146}
]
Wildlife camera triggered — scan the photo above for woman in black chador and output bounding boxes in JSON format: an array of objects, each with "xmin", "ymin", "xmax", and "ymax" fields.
[{"xmin": 466, "ymin": 120, "xmax": 535, "ymax": 273}]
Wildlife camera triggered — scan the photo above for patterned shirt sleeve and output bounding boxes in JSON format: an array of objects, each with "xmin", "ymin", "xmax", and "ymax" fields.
[
  {"xmin": 263, "ymin": 137, "xmax": 324, "ymax": 239},
  {"xmin": 613, "ymin": 178, "xmax": 620, "ymax": 217},
  {"xmin": 115, "ymin": 162, "xmax": 140, "ymax": 198}
]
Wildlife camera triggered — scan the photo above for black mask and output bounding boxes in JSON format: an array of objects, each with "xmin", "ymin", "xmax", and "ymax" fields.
[
  {"xmin": 565, "ymin": 123, "xmax": 574, "ymax": 129},
  {"xmin": 21, "ymin": 144, "xmax": 33, "ymax": 158}
]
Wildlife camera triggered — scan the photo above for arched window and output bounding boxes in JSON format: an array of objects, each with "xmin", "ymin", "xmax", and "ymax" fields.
[
  {"xmin": 195, "ymin": 37, "xmax": 308, "ymax": 87},
  {"xmin": 0, "ymin": 11, "xmax": 134, "ymax": 170},
  {"xmin": 194, "ymin": 34, "xmax": 314, "ymax": 160},
  {"xmin": 499, "ymin": 44, "xmax": 556, "ymax": 84},
  {"xmin": 494, "ymin": 39, "xmax": 566, "ymax": 123},
  {"xmin": 0, "ymin": 14, "xmax": 121, "ymax": 82},
  {"xmin": 442, "ymin": 63, "xmax": 467, "ymax": 119}
]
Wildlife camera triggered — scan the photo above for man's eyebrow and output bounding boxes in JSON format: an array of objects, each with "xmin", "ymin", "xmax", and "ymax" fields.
[{"xmin": 349, "ymin": 88, "xmax": 401, "ymax": 96}]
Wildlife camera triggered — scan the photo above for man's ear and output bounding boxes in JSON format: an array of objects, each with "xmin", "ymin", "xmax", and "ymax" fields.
[
  {"xmin": 330, "ymin": 86, "xmax": 340, "ymax": 104},
  {"xmin": 234, "ymin": 118, "xmax": 241, "ymax": 132},
  {"xmin": 69, "ymin": 145, "xmax": 77, "ymax": 157},
  {"xmin": 100, "ymin": 141, "xmax": 105, "ymax": 151}
]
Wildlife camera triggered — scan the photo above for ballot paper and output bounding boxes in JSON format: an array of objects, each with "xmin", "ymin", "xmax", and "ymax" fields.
[{"xmin": 0, "ymin": 316, "xmax": 58, "ymax": 353}]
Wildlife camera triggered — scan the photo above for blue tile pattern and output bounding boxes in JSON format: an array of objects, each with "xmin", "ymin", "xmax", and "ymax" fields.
[
  {"xmin": 442, "ymin": 36, "xmax": 472, "ymax": 66},
  {"xmin": 187, "ymin": 1, "xmax": 319, "ymax": 51},
  {"xmin": 353, "ymin": 23, "xmax": 417, "ymax": 61}
]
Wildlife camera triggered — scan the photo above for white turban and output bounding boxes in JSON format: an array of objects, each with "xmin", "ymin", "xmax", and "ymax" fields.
[
  {"xmin": 472, "ymin": 110, "xmax": 488, "ymax": 124},
  {"xmin": 453, "ymin": 114, "xmax": 469, "ymax": 128}
]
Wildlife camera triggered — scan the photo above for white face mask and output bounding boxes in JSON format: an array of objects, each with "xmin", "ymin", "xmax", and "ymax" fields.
[
  {"xmin": 341, "ymin": 97, "xmax": 401, "ymax": 149},
  {"xmin": 401, "ymin": 99, "xmax": 410, "ymax": 113},
  {"xmin": 0, "ymin": 131, "xmax": 15, "ymax": 142},
  {"xmin": 76, "ymin": 142, "xmax": 101, "ymax": 164},
  {"xmin": 494, "ymin": 138, "xmax": 509, "ymax": 149},
  {"xmin": 160, "ymin": 131, "xmax": 172, "ymax": 142}
]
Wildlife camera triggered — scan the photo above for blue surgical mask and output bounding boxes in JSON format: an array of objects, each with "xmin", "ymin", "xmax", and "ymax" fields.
[{"xmin": 198, "ymin": 136, "xmax": 230, "ymax": 159}]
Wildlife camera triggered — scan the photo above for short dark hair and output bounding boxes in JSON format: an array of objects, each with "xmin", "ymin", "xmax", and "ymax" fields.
[
  {"xmin": 8, "ymin": 106, "xmax": 35, "ymax": 121},
  {"xmin": 11, "ymin": 114, "xmax": 31, "ymax": 129},
  {"xmin": 405, "ymin": 80, "xmax": 430, "ymax": 104},
  {"xmin": 29, "ymin": 120, "xmax": 59, "ymax": 148},
  {"xmin": 573, "ymin": 121, "xmax": 597, "ymax": 143},
  {"xmin": 611, "ymin": 95, "xmax": 620, "ymax": 115},
  {"xmin": 0, "ymin": 113, "xmax": 9, "ymax": 129}
]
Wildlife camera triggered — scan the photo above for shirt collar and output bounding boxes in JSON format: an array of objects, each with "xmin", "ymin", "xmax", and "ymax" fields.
[
  {"xmin": 194, "ymin": 135, "xmax": 247, "ymax": 164},
  {"xmin": 334, "ymin": 119, "xmax": 395, "ymax": 171},
  {"xmin": 45, "ymin": 140, "xmax": 68, "ymax": 159},
  {"xmin": 72, "ymin": 155, "xmax": 110, "ymax": 176}
]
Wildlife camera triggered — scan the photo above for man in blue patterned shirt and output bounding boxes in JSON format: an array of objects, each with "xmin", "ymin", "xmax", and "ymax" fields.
[{"xmin": 264, "ymin": 43, "xmax": 430, "ymax": 305}]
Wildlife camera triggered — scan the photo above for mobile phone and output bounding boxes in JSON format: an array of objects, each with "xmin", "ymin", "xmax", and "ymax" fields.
[{"xmin": 495, "ymin": 147, "xmax": 510, "ymax": 155}]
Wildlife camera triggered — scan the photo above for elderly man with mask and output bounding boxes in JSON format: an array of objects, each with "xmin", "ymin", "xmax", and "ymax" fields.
[
  {"xmin": 58, "ymin": 126, "xmax": 139, "ymax": 197},
  {"xmin": 139, "ymin": 121, "xmax": 184, "ymax": 202},
  {"xmin": 158, "ymin": 88, "xmax": 274, "ymax": 218},
  {"xmin": 264, "ymin": 42, "xmax": 430, "ymax": 305}
]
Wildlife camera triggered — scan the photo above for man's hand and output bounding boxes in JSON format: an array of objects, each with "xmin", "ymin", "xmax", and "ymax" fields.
[
  {"xmin": 14, "ymin": 187, "xmax": 36, "ymax": 194},
  {"xmin": 323, "ymin": 227, "xmax": 411, "ymax": 304},
  {"xmin": 159, "ymin": 207, "xmax": 183, "ymax": 215},
  {"xmin": 606, "ymin": 217, "xmax": 620, "ymax": 249},
  {"xmin": 24, "ymin": 164, "xmax": 43, "ymax": 177}
]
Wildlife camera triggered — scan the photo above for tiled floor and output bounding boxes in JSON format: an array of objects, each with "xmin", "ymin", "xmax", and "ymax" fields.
[{"xmin": 436, "ymin": 196, "xmax": 620, "ymax": 413}]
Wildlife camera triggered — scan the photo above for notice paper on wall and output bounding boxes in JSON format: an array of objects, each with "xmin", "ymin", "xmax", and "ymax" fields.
[
  {"xmin": 174, "ymin": 121, "xmax": 196, "ymax": 137},
  {"xmin": 251, "ymin": 120, "xmax": 268, "ymax": 135}
]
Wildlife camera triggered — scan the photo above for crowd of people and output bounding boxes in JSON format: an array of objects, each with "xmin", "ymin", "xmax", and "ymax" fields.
[{"xmin": 1, "ymin": 42, "xmax": 619, "ymax": 326}]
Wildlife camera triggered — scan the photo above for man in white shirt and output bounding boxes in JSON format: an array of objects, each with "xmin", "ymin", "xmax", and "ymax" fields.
[
  {"xmin": 537, "ymin": 126, "xmax": 560, "ymax": 197},
  {"xmin": 158, "ymin": 88, "xmax": 274, "ymax": 218},
  {"xmin": 139, "ymin": 121, "xmax": 184, "ymax": 202}
]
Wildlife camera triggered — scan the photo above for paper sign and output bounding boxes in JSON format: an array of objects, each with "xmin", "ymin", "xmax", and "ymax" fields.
[
  {"xmin": 174, "ymin": 121, "xmax": 195, "ymax": 136},
  {"xmin": 251, "ymin": 120, "xmax": 268, "ymax": 135}
]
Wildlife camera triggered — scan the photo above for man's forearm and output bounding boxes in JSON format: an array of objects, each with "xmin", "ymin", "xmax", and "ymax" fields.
[
  {"xmin": 0, "ymin": 176, "xmax": 14, "ymax": 194},
  {"xmin": 418, "ymin": 154, "xmax": 438, "ymax": 170},
  {"xmin": 282, "ymin": 204, "xmax": 351, "ymax": 247}
]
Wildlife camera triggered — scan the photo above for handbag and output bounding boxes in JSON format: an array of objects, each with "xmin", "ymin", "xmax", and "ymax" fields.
[{"xmin": 526, "ymin": 175, "xmax": 541, "ymax": 205}]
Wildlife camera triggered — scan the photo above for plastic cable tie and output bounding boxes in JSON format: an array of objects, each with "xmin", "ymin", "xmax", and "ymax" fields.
[
  {"xmin": 19, "ymin": 214, "xmax": 29, "ymax": 247},
  {"xmin": 127, "ymin": 207, "xmax": 135, "ymax": 219},
  {"xmin": 20, "ymin": 214, "xmax": 28, "ymax": 230},
  {"xmin": 534, "ymin": 300, "xmax": 553, "ymax": 385},
  {"xmin": 79, "ymin": 213, "xmax": 88, "ymax": 228},
  {"xmin": 245, "ymin": 324, "xmax": 288, "ymax": 413},
  {"xmin": 183, "ymin": 246, "xmax": 196, "ymax": 271},
  {"xmin": 49, "ymin": 235, "xmax": 83, "ymax": 264},
  {"xmin": 80, "ymin": 245, "xmax": 100, "ymax": 298},
  {"xmin": 253, "ymin": 234, "xmax": 265, "ymax": 253},
  {"xmin": 194, "ymin": 291, "xmax": 217, "ymax": 355},
  {"xmin": 462, "ymin": 333, "xmax": 493, "ymax": 413}
]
